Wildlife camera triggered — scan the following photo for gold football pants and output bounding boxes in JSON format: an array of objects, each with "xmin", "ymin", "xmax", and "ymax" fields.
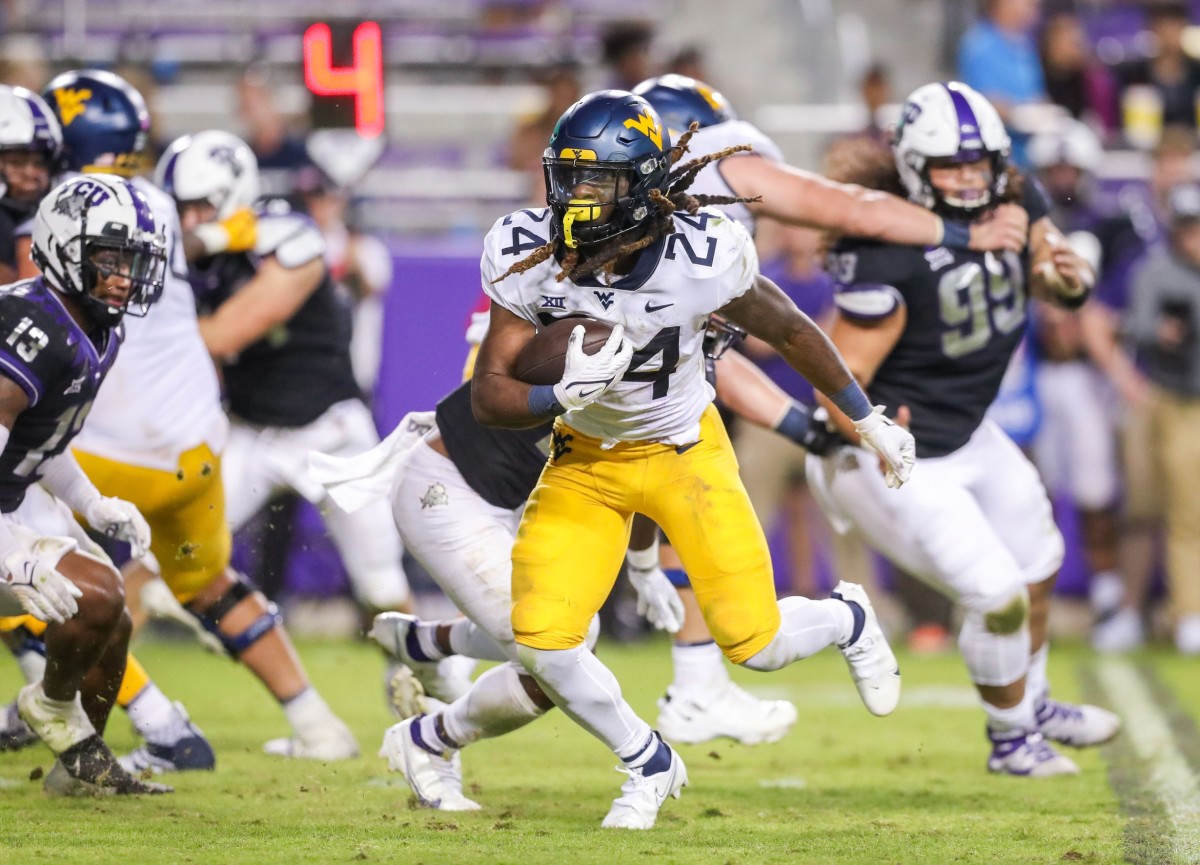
[{"xmin": 511, "ymin": 404, "xmax": 780, "ymax": 664}]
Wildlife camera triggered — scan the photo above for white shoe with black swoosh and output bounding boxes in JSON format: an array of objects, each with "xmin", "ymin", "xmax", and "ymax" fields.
[{"xmin": 831, "ymin": 581, "xmax": 901, "ymax": 716}]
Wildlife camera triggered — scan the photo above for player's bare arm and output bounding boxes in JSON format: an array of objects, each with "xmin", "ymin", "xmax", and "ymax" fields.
[
  {"xmin": 198, "ymin": 256, "xmax": 323, "ymax": 360},
  {"xmin": 0, "ymin": 374, "xmax": 30, "ymax": 430},
  {"xmin": 721, "ymin": 156, "xmax": 1028, "ymax": 253},
  {"xmin": 470, "ymin": 303, "xmax": 542, "ymax": 428},
  {"xmin": 711, "ymin": 349, "xmax": 794, "ymax": 429},
  {"xmin": 719, "ymin": 274, "xmax": 862, "ymax": 399},
  {"xmin": 816, "ymin": 308, "xmax": 907, "ymax": 441},
  {"xmin": 1028, "ymin": 216, "xmax": 1094, "ymax": 306}
]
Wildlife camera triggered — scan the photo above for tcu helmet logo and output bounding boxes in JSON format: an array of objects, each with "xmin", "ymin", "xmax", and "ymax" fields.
[
  {"xmin": 208, "ymin": 145, "xmax": 243, "ymax": 177},
  {"xmin": 900, "ymin": 100, "xmax": 923, "ymax": 131},
  {"xmin": 52, "ymin": 180, "xmax": 112, "ymax": 219},
  {"xmin": 623, "ymin": 112, "xmax": 663, "ymax": 150}
]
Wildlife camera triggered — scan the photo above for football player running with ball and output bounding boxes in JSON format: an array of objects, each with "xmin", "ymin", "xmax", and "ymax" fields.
[
  {"xmin": 470, "ymin": 90, "xmax": 913, "ymax": 829},
  {"xmin": 806, "ymin": 82, "xmax": 1120, "ymax": 776}
]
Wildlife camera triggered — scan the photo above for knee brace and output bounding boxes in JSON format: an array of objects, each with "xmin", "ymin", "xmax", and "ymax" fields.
[
  {"xmin": 186, "ymin": 576, "xmax": 281, "ymax": 659},
  {"xmin": 959, "ymin": 590, "xmax": 1031, "ymax": 688},
  {"xmin": 983, "ymin": 591, "xmax": 1029, "ymax": 635}
]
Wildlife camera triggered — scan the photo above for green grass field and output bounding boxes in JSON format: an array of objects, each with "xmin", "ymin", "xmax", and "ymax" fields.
[{"xmin": 1, "ymin": 635, "xmax": 1196, "ymax": 865}]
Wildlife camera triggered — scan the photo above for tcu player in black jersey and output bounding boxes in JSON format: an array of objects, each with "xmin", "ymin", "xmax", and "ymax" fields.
[
  {"xmin": 0, "ymin": 86, "xmax": 60, "ymax": 286},
  {"xmin": 808, "ymin": 82, "xmax": 1121, "ymax": 776},
  {"xmin": 0, "ymin": 174, "xmax": 169, "ymax": 794}
]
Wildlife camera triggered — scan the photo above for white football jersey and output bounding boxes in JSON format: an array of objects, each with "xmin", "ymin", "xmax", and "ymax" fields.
[
  {"xmin": 684, "ymin": 120, "xmax": 783, "ymax": 235},
  {"xmin": 73, "ymin": 176, "xmax": 228, "ymax": 470},
  {"xmin": 482, "ymin": 206, "xmax": 758, "ymax": 447}
]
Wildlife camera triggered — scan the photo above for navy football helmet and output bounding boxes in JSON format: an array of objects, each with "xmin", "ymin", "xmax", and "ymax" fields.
[
  {"xmin": 543, "ymin": 90, "xmax": 671, "ymax": 249},
  {"xmin": 633, "ymin": 74, "xmax": 737, "ymax": 135},
  {"xmin": 41, "ymin": 69, "xmax": 149, "ymax": 177}
]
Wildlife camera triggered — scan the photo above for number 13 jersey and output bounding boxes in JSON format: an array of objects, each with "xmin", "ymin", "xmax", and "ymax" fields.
[
  {"xmin": 482, "ymin": 206, "xmax": 758, "ymax": 447},
  {"xmin": 829, "ymin": 182, "xmax": 1049, "ymax": 458}
]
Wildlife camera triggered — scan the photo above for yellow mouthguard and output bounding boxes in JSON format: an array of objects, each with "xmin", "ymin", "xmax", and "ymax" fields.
[{"xmin": 562, "ymin": 199, "xmax": 602, "ymax": 249}]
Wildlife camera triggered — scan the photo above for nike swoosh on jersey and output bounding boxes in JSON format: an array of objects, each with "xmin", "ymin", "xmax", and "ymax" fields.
[{"xmin": 645, "ymin": 301, "xmax": 674, "ymax": 313}]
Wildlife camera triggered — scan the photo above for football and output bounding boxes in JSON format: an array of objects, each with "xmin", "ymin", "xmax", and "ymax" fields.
[{"xmin": 512, "ymin": 317, "xmax": 615, "ymax": 385}]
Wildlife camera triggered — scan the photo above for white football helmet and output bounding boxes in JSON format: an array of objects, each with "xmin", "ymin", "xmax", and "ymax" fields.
[
  {"xmin": 155, "ymin": 130, "xmax": 260, "ymax": 220},
  {"xmin": 1028, "ymin": 118, "xmax": 1102, "ymax": 174},
  {"xmin": 0, "ymin": 85, "xmax": 62, "ymax": 200},
  {"xmin": 893, "ymin": 81, "xmax": 1011, "ymax": 216},
  {"xmin": 31, "ymin": 174, "xmax": 166, "ymax": 327}
]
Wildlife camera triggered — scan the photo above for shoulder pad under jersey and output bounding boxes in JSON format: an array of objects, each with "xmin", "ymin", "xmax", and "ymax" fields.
[
  {"xmin": 687, "ymin": 120, "xmax": 784, "ymax": 165},
  {"xmin": 254, "ymin": 205, "xmax": 326, "ymax": 269}
]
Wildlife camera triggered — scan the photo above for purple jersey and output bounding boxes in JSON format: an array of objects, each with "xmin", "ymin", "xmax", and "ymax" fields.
[{"xmin": 0, "ymin": 277, "xmax": 121, "ymax": 512}]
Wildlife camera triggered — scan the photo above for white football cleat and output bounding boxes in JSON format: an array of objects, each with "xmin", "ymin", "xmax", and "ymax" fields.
[
  {"xmin": 1091, "ymin": 608, "xmax": 1145, "ymax": 653},
  {"xmin": 601, "ymin": 741, "xmax": 688, "ymax": 830},
  {"xmin": 380, "ymin": 717, "xmax": 481, "ymax": 811},
  {"xmin": 987, "ymin": 729, "xmax": 1080, "ymax": 777},
  {"xmin": 1175, "ymin": 615, "xmax": 1200, "ymax": 655},
  {"xmin": 16, "ymin": 682, "xmax": 95, "ymax": 755},
  {"xmin": 657, "ymin": 682, "xmax": 797, "ymax": 746},
  {"xmin": 1036, "ymin": 697, "xmax": 1121, "ymax": 747},
  {"xmin": 263, "ymin": 719, "xmax": 359, "ymax": 760},
  {"xmin": 369, "ymin": 613, "xmax": 473, "ymax": 703},
  {"xmin": 831, "ymin": 582, "xmax": 901, "ymax": 716}
]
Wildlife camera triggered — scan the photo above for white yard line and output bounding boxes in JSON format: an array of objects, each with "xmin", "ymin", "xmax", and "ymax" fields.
[{"xmin": 1094, "ymin": 657, "xmax": 1200, "ymax": 864}]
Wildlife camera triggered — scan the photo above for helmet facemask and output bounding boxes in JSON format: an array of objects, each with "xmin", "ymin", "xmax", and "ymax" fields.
[
  {"xmin": 78, "ymin": 227, "xmax": 166, "ymax": 326},
  {"xmin": 921, "ymin": 150, "xmax": 1008, "ymax": 219},
  {"xmin": 544, "ymin": 153, "xmax": 666, "ymax": 249}
]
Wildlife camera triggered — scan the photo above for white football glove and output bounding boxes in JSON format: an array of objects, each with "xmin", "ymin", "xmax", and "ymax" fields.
[
  {"xmin": 83, "ymin": 497, "xmax": 152, "ymax": 559},
  {"xmin": 553, "ymin": 324, "xmax": 634, "ymax": 413},
  {"xmin": 854, "ymin": 406, "xmax": 916, "ymax": 489},
  {"xmin": 627, "ymin": 562, "xmax": 685, "ymax": 634},
  {"xmin": 4, "ymin": 550, "xmax": 82, "ymax": 624}
]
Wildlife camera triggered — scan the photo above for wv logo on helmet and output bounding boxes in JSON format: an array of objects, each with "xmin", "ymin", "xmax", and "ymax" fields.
[
  {"xmin": 53, "ymin": 88, "xmax": 92, "ymax": 126},
  {"xmin": 623, "ymin": 112, "xmax": 663, "ymax": 150}
]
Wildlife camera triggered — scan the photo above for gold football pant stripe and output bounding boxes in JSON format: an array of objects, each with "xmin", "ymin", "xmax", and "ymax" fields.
[{"xmin": 512, "ymin": 404, "xmax": 780, "ymax": 664}]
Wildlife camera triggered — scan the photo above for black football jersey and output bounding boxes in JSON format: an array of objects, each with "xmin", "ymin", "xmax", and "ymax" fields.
[
  {"xmin": 831, "ymin": 182, "xmax": 1050, "ymax": 458},
  {"xmin": 189, "ymin": 205, "xmax": 360, "ymax": 428},
  {"xmin": 0, "ymin": 198, "xmax": 35, "ymax": 272},
  {"xmin": 435, "ymin": 381, "xmax": 551, "ymax": 510},
  {"xmin": 0, "ymin": 277, "xmax": 121, "ymax": 512}
]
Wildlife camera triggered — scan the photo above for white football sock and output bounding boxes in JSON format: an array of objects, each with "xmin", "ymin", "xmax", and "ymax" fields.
[
  {"xmin": 439, "ymin": 662, "xmax": 545, "ymax": 748},
  {"xmin": 982, "ymin": 684, "xmax": 1036, "ymax": 734},
  {"xmin": 447, "ymin": 619, "xmax": 510, "ymax": 662},
  {"xmin": 282, "ymin": 687, "xmax": 339, "ymax": 738},
  {"xmin": 1026, "ymin": 644, "xmax": 1049, "ymax": 704},
  {"xmin": 670, "ymin": 640, "xmax": 728, "ymax": 693},
  {"xmin": 125, "ymin": 684, "xmax": 189, "ymax": 745},
  {"xmin": 15, "ymin": 646, "xmax": 46, "ymax": 684},
  {"xmin": 742, "ymin": 597, "xmax": 851, "ymax": 671},
  {"xmin": 517, "ymin": 644, "xmax": 651, "ymax": 757}
]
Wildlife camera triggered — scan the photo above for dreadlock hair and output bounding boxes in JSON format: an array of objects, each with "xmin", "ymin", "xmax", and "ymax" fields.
[{"xmin": 491, "ymin": 123, "xmax": 763, "ymax": 285}]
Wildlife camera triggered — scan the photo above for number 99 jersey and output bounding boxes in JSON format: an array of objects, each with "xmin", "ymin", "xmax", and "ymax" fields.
[
  {"xmin": 829, "ymin": 181, "xmax": 1049, "ymax": 458},
  {"xmin": 482, "ymin": 206, "xmax": 758, "ymax": 447}
]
